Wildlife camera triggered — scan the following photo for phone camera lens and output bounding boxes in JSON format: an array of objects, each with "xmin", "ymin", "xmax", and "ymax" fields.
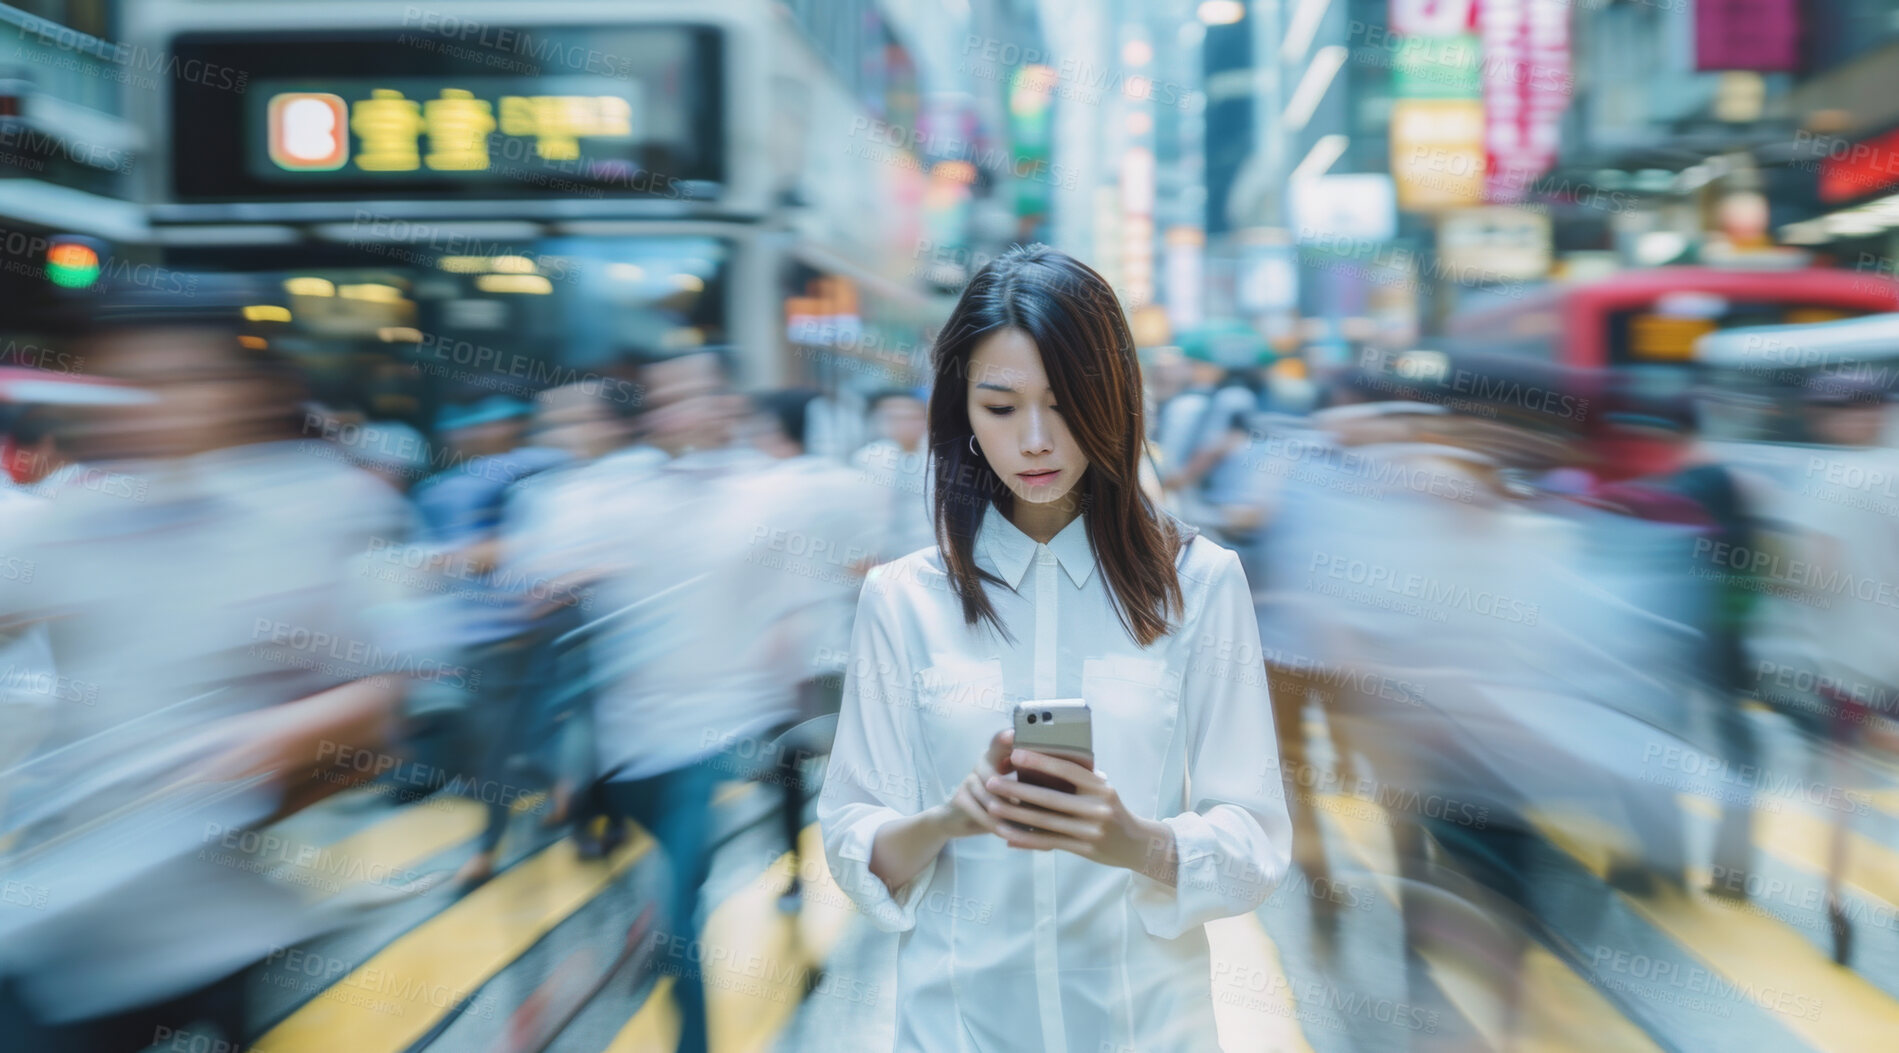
[
  {"xmin": 1042, "ymin": 711, "xmax": 1053, "ymax": 722},
  {"xmin": 1026, "ymin": 713, "xmax": 1037, "ymax": 724}
]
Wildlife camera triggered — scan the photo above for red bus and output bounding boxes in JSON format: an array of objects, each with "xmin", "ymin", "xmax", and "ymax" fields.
[{"xmin": 1442, "ymin": 266, "xmax": 1899, "ymax": 372}]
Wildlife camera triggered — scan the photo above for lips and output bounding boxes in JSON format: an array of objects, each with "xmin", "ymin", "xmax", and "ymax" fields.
[{"xmin": 1017, "ymin": 469, "xmax": 1060, "ymax": 481}]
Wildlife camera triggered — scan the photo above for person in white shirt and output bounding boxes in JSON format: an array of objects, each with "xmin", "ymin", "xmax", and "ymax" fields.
[
  {"xmin": 818, "ymin": 245, "xmax": 1292, "ymax": 1053},
  {"xmin": 851, "ymin": 389, "xmax": 936, "ymax": 563}
]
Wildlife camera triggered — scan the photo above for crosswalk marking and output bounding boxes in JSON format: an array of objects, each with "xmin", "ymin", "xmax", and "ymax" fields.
[
  {"xmin": 1532, "ymin": 810, "xmax": 1899, "ymax": 1053},
  {"xmin": 605, "ymin": 824, "xmax": 850, "ymax": 1053},
  {"xmin": 1323, "ymin": 798, "xmax": 1662, "ymax": 1053},
  {"xmin": 252, "ymin": 830, "xmax": 653, "ymax": 1053},
  {"xmin": 1862, "ymin": 786, "xmax": 1899, "ymax": 819},
  {"xmin": 603, "ymin": 977, "xmax": 680, "ymax": 1052},
  {"xmin": 1678, "ymin": 793, "xmax": 1899, "ymax": 910},
  {"xmin": 269, "ymin": 797, "xmax": 486, "ymax": 897}
]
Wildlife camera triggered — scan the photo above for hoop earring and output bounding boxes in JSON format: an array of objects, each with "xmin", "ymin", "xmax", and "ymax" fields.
[{"xmin": 968, "ymin": 435, "xmax": 980, "ymax": 458}]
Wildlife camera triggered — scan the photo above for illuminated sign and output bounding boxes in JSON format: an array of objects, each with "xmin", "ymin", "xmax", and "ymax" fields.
[
  {"xmin": 268, "ymin": 93, "xmax": 350, "ymax": 171},
  {"xmin": 1629, "ymin": 315, "xmax": 1716, "ymax": 361},
  {"xmin": 1694, "ymin": 0, "xmax": 1799, "ymax": 72},
  {"xmin": 1437, "ymin": 206, "xmax": 1550, "ymax": 279},
  {"xmin": 1390, "ymin": 99, "xmax": 1486, "ymax": 209},
  {"xmin": 1819, "ymin": 126, "xmax": 1899, "ymax": 205},
  {"xmin": 171, "ymin": 26, "xmax": 723, "ymax": 203},
  {"xmin": 1478, "ymin": 0, "xmax": 1571, "ymax": 203},
  {"xmin": 254, "ymin": 78, "xmax": 638, "ymax": 179},
  {"xmin": 1390, "ymin": 0, "xmax": 1476, "ymax": 36}
]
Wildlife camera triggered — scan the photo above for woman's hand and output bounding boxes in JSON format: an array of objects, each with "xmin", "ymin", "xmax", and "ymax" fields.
[
  {"xmin": 938, "ymin": 728, "xmax": 1019, "ymax": 839},
  {"xmin": 984, "ymin": 749, "xmax": 1179, "ymax": 885}
]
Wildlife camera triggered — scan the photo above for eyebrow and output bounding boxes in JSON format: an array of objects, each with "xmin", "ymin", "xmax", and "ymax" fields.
[{"xmin": 974, "ymin": 382, "xmax": 1017, "ymax": 393}]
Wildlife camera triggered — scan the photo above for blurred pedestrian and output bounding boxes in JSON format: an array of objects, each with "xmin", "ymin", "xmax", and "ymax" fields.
[
  {"xmin": 0, "ymin": 289, "xmax": 417, "ymax": 1052},
  {"xmin": 851, "ymin": 388, "xmax": 934, "ymax": 563}
]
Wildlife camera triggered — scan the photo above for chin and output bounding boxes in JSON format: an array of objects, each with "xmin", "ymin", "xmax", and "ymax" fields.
[{"xmin": 1008, "ymin": 480, "xmax": 1081, "ymax": 505}]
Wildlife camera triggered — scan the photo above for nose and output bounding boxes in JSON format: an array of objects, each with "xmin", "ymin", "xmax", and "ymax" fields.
[{"xmin": 1019, "ymin": 404, "xmax": 1055, "ymax": 457}]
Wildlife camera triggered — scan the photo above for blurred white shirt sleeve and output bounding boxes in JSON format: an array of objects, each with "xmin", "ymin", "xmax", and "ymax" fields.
[
  {"xmin": 1129, "ymin": 547, "xmax": 1293, "ymax": 938},
  {"xmin": 818, "ymin": 568, "xmax": 938, "ymax": 932}
]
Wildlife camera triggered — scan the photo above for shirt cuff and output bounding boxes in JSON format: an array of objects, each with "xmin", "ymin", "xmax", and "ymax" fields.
[
  {"xmin": 1129, "ymin": 809, "xmax": 1269, "ymax": 940},
  {"xmin": 829, "ymin": 812, "xmax": 939, "ymax": 933}
]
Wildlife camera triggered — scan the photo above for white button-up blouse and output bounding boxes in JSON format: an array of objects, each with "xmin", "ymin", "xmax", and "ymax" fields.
[{"xmin": 819, "ymin": 503, "xmax": 1293, "ymax": 1053}]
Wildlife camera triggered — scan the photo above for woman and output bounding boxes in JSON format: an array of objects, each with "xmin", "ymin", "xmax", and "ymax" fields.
[{"xmin": 818, "ymin": 246, "xmax": 1292, "ymax": 1052}]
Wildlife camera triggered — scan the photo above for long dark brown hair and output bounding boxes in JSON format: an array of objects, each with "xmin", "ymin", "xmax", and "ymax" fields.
[{"xmin": 928, "ymin": 244, "xmax": 1189, "ymax": 648}]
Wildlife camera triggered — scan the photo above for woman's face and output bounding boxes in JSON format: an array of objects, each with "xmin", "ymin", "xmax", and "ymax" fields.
[{"xmin": 966, "ymin": 328, "xmax": 1089, "ymax": 506}]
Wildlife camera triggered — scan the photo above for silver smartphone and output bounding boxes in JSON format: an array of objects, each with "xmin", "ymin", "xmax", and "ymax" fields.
[{"xmin": 1012, "ymin": 699, "xmax": 1093, "ymax": 795}]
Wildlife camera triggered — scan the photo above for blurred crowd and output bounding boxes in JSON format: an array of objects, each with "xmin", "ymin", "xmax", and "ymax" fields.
[{"xmin": 2, "ymin": 286, "xmax": 1897, "ymax": 1050}]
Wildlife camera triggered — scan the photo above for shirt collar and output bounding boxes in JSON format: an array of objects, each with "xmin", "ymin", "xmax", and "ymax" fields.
[{"xmin": 976, "ymin": 502, "xmax": 1095, "ymax": 590}]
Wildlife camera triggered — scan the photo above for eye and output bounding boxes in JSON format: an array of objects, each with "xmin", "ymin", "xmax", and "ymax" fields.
[{"xmin": 983, "ymin": 405, "xmax": 1015, "ymax": 417}]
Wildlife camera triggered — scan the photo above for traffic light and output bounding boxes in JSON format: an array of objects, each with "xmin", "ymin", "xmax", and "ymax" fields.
[{"xmin": 45, "ymin": 236, "xmax": 103, "ymax": 289}]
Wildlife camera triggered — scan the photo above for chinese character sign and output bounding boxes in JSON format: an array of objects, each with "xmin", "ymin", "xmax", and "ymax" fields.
[{"xmin": 260, "ymin": 78, "xmax": 640, "ymax": 176}]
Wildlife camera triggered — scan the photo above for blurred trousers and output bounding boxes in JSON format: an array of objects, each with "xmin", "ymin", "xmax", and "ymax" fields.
[{"xmin": 599, "ymin": 759, "xmax": 723, "ymax": 1053}]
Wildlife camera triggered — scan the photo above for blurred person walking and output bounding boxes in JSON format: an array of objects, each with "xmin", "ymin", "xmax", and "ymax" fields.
[
  {"xmin": 745, "ymin": 388, "xmax": 882, "ymax": 906},
  {"xmin": 513, "ymin": 349, "xmax": 803, "ymax": 1053},
  {"xmin": 1748, "ymin": 374, "xmax": 1899, "ymax": 963},
  {"xmin": 819, "ymin": 247, "xmax": 1291, "ymax": 1053},
  {"xmin": 0, "ymin": 285, "xmax": 418, "ymax": 1052},
  {"xmin": 851, "ymin": 387, "xmax": 935, "ymax": 563}
]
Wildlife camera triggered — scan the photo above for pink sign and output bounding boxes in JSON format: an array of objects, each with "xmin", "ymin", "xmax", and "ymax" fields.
[
  {"xmin": 1479, "ymin": 0, "xmax": 1571, "ymax": 203},
  {"xmin": 1694, "ymin": 0, "xmax": 1799, "ymax": 72}
]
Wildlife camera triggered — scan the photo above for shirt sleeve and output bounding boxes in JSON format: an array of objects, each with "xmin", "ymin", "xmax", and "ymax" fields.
[
  {"xmin": 817, "ymin": 566, "xmax": 937, "ymax": 932},
  {"xmin": 1130, "ymin": 545, "xmax": 1294, "ymax": 939}
]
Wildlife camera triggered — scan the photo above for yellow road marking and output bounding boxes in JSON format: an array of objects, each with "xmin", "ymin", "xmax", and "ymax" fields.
[
  {"xmin": 269, "ymin": 798, "xmax": 486, "ymax": 895},
  {"xmin": 1863, "ymin": 787, "xmax": 1899, "ymax": 819},
  {"xmin": 604, "ymin": 976, "xmax": 680, "ymax": 1052},
  {"xmin": 1679, "ymin": 794, "xmax": 1899, "ymax": 909},
  {"xmin": 607, "ymin": 825, "xmax": 849, "ymax": 1053},
  {"xmin": 1533, "ymin": 810, "xmax": 1899, "ymax": 1053},
  {"xmin": 712, "ymin": 782, "xmax": 755, "ymax": 808},
  {"xmin": 1324, "ymin": 798, "xmax": 1661, "ymax": 1053},
  {"xmin": 253, "ymin": 830, "xmax": 652, "ymax": 1053}
]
